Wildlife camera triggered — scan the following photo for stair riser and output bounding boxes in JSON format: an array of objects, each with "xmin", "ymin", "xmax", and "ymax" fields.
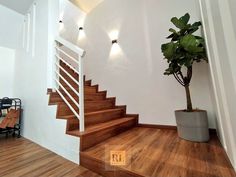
[
  {"xmin": 64, "ymin": 109, "xmax": 125, "ymax": 129},
  {"xmin": 49, "ymin": 93, "xmax": 106, "ymax": 105},
  {"xmin": 59, "ymin": 79, "xmax": 91, "ymax": 89},
  {"xmin": 60, "ymin": 67, "xmax": 78, "ymax": 79},
  {"xmin": 59, "ymin": 75, "xmax": 91, "ymax": 87},
  {"xmin": 85, "ymin": 100, "xmax": 115, "ymax": 112},
  {"xmin": 85, "ymin": 109, "xmax": 125, "ymax": 126},
  {"xmin": 59, "ymin": 77, "xmax": 91, "ymax": 90},
  {"xmin": 59, "ymin": 64, "xmax": 91, "ymax": 86},
  {"xmin": 58, "ymin": 85, "xmax": 98, "ymax": 94},
  {"xmin": 80, "ymin": 154, "xmax": 116, "ymax": 177},
  {"xmin": 66, "ymin": 118, "xmax": 80, "ymax": 131},
  {"xmin": 50, "ymin": 91, "xmax": 106, "ymax": 99},
  {"xmin": 56, "ymin": 100, "xmax": 115, "ymax": 117},
  {"xmin": 60, "ymin": 63, "xmax": 78, "ymax": 77},
  {"xmin": 56, "ymin": 104, "xmax": 76, "ymax": 117},
  {"xmin": 59, "ymin": 70, "xmax": 78, "ymax": 81},
  {"xmin": 80, "ymin": 153, "xmax": 144, "ymax": 177},
  {"xmin": 80, "ymin": 117, "xmax": 138, "ymax": 151}
]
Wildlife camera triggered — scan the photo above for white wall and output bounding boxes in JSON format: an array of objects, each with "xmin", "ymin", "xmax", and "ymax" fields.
[
  {"xmin": 61, "ymin": 0, "xmax": 216, "ymax": 128},
  {"xmin": 0, "ymin": 5, "xmax": 22, "ymax": 98},
  {"xmin": 47, "ymin": 0, "xmax": 60, "ymax": 88},
  {"xmin": 0, "ymin": 47, "xmax": 15, "ymax": 98},
  {"xmin": 199, "ymin": 0, "xmax": 236, "ymax": 170},
  {"xmin": 59, "ymin": 0, "xmax": 86, "ymax": 43},
  {"xmin": 13, "ymin": 0, "xmax": 80, "ymax": 164},
  {"xmin": 0, "ymin": 5, "xmax": 24, "ymax": 49},
  {"xmin": 228, "ymin": 0, "xmax": 236, "ymax": 35},
  {"xmin": 0, "ymin": 0, "xmax": 34, "ymax": 14}
]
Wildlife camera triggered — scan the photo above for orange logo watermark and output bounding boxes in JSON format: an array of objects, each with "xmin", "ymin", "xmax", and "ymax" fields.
[{"xmin": 110, "ymin": 150, "xmax": 126, "ymax": 166}]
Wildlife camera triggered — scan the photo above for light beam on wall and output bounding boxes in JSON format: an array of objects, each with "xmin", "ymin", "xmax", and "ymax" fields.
[
  {"xmin": 59, "ymin": 20, "xmax": 65, "ymax": 32},
  {"xmin": 59, "ymin": 11, "xmax": 64, "ymax": 21},
  {"xmin": 110, "ymin": 42, "xmax": 121, "ymax": 56},
  {"xmin": 109, "ymin": 30, "xmax": 119, "ymax": 41},
  {"xmin": 109, "ymin": 30, "xmax": 121, "ymax": 56},
  {"xmin": 59, "ymin": 11, "xmax": 65, "ymax": 32}
]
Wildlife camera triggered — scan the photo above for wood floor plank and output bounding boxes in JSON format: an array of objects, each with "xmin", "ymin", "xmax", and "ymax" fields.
[
  {"xmin": 0, "ymin": 137, "xmax": 101, "ymax": 177},
  {"xmin": 81, "ymin": 127, "xmax": 236, "ymax": 177}
]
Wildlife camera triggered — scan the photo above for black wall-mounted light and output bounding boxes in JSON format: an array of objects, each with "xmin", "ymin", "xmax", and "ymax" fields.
[
  {"xmin": 59, "ymin": 20, "xmax": 63, "ymax": 23},
  {"xmin": 112, "ymin": 39, "xmax": 118, "ymax": 45},
  {"xmin": 79, "ymin": 27, "xmax": 84, "ymax": 31}
]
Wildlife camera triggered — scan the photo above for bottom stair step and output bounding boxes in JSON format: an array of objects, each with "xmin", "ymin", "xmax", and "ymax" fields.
[
  {"xmin": 67, "ymin": 117, "xmax": 138, "ymax": 151},
  {"xmin": 80, "ymin": 152, "xmax": 144, "ymax": 177}
]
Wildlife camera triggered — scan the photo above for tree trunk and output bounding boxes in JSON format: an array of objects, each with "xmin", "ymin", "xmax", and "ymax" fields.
[{"xmin": 185, "ymin": 85, "xmax": 193, "ymax": 111}]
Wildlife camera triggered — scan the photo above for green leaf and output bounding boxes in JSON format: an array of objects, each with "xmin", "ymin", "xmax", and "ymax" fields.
[
  {"xmin": 180, "ymin": 34, "xmax": 203, "ymax": 53},
  {"xmin": 179, "ymin": 29, "xmax": 188, "ymax": 36},
  {"xmin": 161, "ymin": 42, "xmax": 177, "ymax": 59},
  {"xmin": 180, "ymin": 13, "xmax": 190, "ymax": 25},
  {"xmin": 192, "ymin": 21, "xmax": 201, "ymax": 27},
  {"xmin": 169, "ymin": 28, "xmax": 177, "ymax": 33},
  {"xmin": 188, "ymin": 27, "xmax": 198, "ymax": 34},
  {"xmin": 167, "ymin": 33, "xmax": 174, "ymax": 39},
  {"xmin": 164, "ymin": 68, "xmax": 172, "ymax": 75},
  {"xmin": 184, "ymin": 58, "xmax": 193, "ymax": 67},
  {"xmin": 178, "ymin": 58, "xmax": 187, "ymax": 66},
  {"xmin": 188, "ymin": 22, "xmax": 202, "ymax": 34},
  {"xmin": 167, "ymin": 28, "xmax": 180, "ymax": 41},
  {"xmin": 171, "ymin": 17, "xmax": 186, "ymax": 29}
]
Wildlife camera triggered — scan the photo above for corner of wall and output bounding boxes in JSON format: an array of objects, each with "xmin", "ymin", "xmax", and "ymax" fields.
[{"xmin": 41, "ymin": 137, "xmax": 80, "ymax": 164}]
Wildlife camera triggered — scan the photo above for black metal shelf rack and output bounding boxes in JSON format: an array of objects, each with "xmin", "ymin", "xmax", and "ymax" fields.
[{"xmin": 0, "ymin": 98, "xmax": 22, "ymax": 138}]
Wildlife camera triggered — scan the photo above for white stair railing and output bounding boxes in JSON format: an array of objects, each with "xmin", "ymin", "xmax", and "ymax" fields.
[{"xmin": 54, "ymin": 36, "xmax": 85, "ymax": 132}]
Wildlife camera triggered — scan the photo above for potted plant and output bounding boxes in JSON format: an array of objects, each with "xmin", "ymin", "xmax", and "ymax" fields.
[{"xmin": 161, "ymin": 13, "xmax": 209, "ymax": 142}]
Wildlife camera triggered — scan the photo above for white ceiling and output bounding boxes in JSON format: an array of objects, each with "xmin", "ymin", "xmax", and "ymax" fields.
[
  {"xmin": 0, "ymin": 0, "xmax": 34, "ymax": 14},
  {"xmin": 69, "ymin": 0, "xmax": 104, "ymax": 13}
]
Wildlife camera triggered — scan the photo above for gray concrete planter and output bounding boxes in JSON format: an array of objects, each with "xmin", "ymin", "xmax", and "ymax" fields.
[{"xmin": 175, "ymin": 110, "xmax": 210, "ymax": 142}]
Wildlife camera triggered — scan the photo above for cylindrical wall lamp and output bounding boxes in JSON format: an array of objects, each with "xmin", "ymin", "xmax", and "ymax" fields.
[
  {"xmin": 112, "ymin": 39, "xmax": 118, "ymax": 45},
  {"xmin": 78, "ymin": 27, "xmax": 85, "ymax": 40}
]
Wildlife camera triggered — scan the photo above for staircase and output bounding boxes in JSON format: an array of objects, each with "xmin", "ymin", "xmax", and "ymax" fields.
[
  {"xmin": 48, "ymin": 61, "xmax": 138, "ymax": 150},
  {"xmin": 48, "ymin": 37, "xmax": 139, "ymax": 176}
]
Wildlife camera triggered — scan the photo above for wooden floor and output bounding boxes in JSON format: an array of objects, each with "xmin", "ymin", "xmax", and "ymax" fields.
[
  {"xmin": 0, "ymin": 137, "xmax": 101, "ymax": 177},
  {"xmin": 81, "ymin": 127, "xmax": 236, "ymax": 177}
]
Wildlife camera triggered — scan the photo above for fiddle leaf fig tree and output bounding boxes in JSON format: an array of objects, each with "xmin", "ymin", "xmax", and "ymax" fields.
[{"xmin": 161, "ymin": 13, "xmax": 207, "ymax": 112}]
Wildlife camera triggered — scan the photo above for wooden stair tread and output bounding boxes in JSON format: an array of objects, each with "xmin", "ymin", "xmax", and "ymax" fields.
[
  {"xmin": 59, "ymin": 85, "xmax": 98, "ymax": 91},
  {"xmin": 67, "ymin": 117, "xmax": 136, "ymax": 137},
  {"xmin": 57, "ymin": 98, "xmax": 115, "ymax": 109},
  {"xmin": 59, "ymin": 108, "xmax": 124, "ymax": 119},
  {"xmin": 50, "ymin": 95, "xmax": 111, "ymax": 105},
  {"xmin": 85, "ymin": 108, "xmax": 123, "ymax": 116},
  {"xmin": 49, "ymin": 91, "xmax": 107, "ymax": 101}
]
